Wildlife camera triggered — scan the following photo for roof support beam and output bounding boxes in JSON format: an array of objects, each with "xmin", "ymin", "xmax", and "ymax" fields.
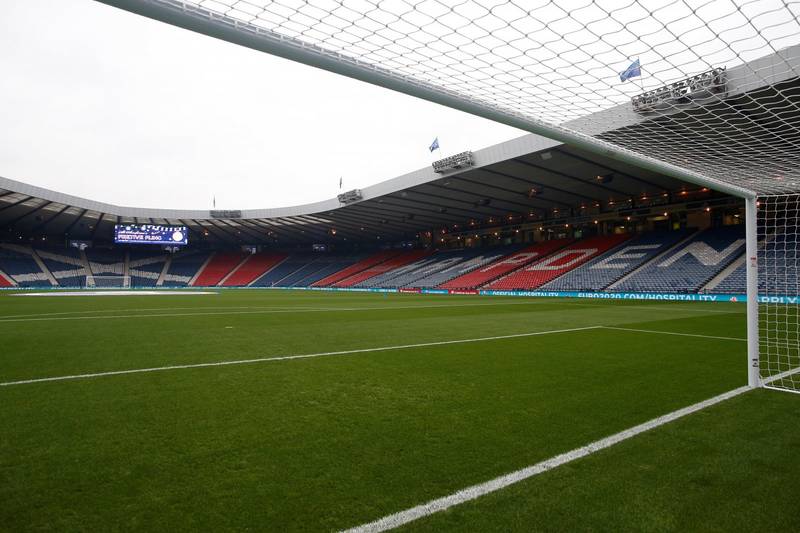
[{"xmin": 30, "ymin": 204, "xmax": 72, "ymax": 233}]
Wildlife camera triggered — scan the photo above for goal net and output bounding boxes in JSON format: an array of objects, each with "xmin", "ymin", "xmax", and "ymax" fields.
[
  {"xmin": 100, "ymin": 0, "xmax": 800, "ymax": 391},
  {"xmin": 85, "ymin": 275, "xmax": 131, "ymax": 289},
  {"xmin": 758, "ymin": 194, "xmax": 800, "ymax": 393}
]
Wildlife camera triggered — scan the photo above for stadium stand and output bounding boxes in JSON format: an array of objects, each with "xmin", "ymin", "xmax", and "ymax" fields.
[
  {"xmin": 334, "ymin": 249, "xmax": 431, "ymax": 287},
  {"xmin": 614, "ymin": 226, "xmax": 746, "ymax": 293},
  {"xmin": 486, "ymin": 234, "xmax": 631, "ymax": 290},
  {"xmin": 0, "ymin": 269, "xmax": 13, "ymax": 287},
  {"xmin": 221, "ymin": 252, "xmax": 287, "ymax": 287},
  {"xmin": 86, "ymin": 248, "xmax": 126, "ymax": 278},
  {"xmin": 413, "ymin": 246, "xmax": 520, "ymax": 289},
  {"xmin": 293, "ymin": 255, "xmax": 365, "ymax": 286},
  {"xmin": 36, "ymin": 247, "xmax": 87, "ymax": 287},
  {"xmin": 162, "ymin": 251, "xmax": 211, "ymax": 287},
  {"xmin": 440, "ymin": 239, "xmax": 572, "ymax": 290},
  {"xmin": 368, "ymin": 248, "xmax": 500, "ymax": 289},
  {"xmin": 356, "ymin": 252, "xmax": 449, "ymax": 288},
  {"xmin": 0, "ymin": 245, "xmax": 51, "ymax": 287},
  {"xmin": 128, "ymin": 251, "xmax": 168, "ymax": 287},
  {"xmin": 192, "ymin": 252, "xmax": 245, "ymax": 286},
  {"xmin": 542, "ymin": 230, "xmax": 693, "ymax": 291},
  {"xmin": 312, "ymin": 249, "xmax": 402, "ymax": 287},
  {"xmin": 273, "ymin": 256, "xmax": 329, "ymax": 287},
  {"xmin": 251, "ymin": 254, "xmax": 315, "ymax": 287},
  {"xmin": 708, "ymin": 260, "xmax": 746, "ymax": 294},
  {"xmin": 714, "ymin": 232, "xmax": 798, "ymax": 295}
]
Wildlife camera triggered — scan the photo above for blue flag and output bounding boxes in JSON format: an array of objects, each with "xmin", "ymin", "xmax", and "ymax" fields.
[
  {"xmin": 619, "ymin": 59, "xmax": 641, "ymax": 82},
  {"xmin": 429, "ymin": 137, "xmax": 439, "ymax": 152}
]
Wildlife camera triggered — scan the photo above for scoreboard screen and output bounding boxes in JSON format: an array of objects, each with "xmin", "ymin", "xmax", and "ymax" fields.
[{"xmin": 114, "ymin": 224, "xmax": 188, "ymax": 245}]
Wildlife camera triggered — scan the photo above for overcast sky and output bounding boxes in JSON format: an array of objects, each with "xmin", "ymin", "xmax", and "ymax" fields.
[{"xmin": 0, "ymin": 0, "xmax": 525, "ymax": 210}]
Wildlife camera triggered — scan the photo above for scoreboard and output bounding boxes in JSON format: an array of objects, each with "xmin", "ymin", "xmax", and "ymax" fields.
[{"xmin": 114, "ymin": 224, "xmax": 188, "ymax": 245}]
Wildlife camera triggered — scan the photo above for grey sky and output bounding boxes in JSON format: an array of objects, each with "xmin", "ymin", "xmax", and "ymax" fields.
[
  {"xmin": 0, "ymin": 0, "xmax": 524, "ymax": 210},
  {"xmin": 3, "ymin": 0, "xmax": 796, "ymax": 212}
]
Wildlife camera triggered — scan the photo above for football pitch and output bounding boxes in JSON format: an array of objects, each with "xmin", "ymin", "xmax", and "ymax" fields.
[{"xmin": 1, "ymin": 290, "xmax": 798, "ymax": 532}]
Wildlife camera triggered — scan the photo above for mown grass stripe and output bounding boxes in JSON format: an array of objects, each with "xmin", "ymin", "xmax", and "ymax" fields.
[
  {"xmin": 342, "ymin": 385, "xmax": 753, "ymax": 533},
  {"xmin": 0, "ymin": 326, "xmax": 601, "ymax": 387}
]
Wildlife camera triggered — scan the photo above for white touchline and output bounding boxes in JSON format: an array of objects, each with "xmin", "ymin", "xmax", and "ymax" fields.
[
  {"xmin": 341, "ymin": 384, "xmax": 754, "ymax": 533},
  {"xmin": 0, "ymin": 300, "xmax": 575, "ymax": 323},
  {"xmin": 0, "ymin": 305, "xmax": 335, "ymax": 319},
  {"xmin": 0, "ymin": 326, "xmax": 601, "ymax": 387},
  {"xmin": 601, "ymin": 326, "xmax": 746, "ymax": 342},
  {"xmin": 0, "ymin": 299, "xmax": 741, "ymax": 323}
]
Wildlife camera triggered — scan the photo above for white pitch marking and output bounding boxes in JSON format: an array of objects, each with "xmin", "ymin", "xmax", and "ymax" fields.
[
  {"xmin": 600, "ymin": 326, "xmax": 746, "ymax": 342},
  {"xmin": 0, "ymin": 298, "xmax": 740, "ymax": 324},
  {"xmin": 0, "ymin": 305, "xmax": 334, "ymax": 320},
  {"xmin": 341, "ymin": 384, "xmax": 753, "ymax": 533},
  {"xmin": 0, "ymin": 326, "xmax": 601, "ymax": 387},
  {"xmin": 0, "ymin": 300, "xmax": 597, "ymax": 324},
  {"xmin": 12, "ymin": 290, "xmax": 217, "ymax": 297},
  {"xmin": 762, "ymin": 365, "xmax": 800, "ymax": 393}
]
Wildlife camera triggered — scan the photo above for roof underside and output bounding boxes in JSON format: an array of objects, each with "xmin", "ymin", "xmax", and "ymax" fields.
[{"xmin": 0, "ymin": 142, "xmax": 723, "ymax": 245}]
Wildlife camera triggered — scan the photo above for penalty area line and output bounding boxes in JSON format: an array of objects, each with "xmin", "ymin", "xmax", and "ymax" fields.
[
  {"xmin": 0, "ymin": 326, "xmax": 600, "ymax": 387},
  {"xmin": 341, "ymin": 384, "xmax": 753, "ymax": 533},
  {"xmin": 600, "ymin": 326, "xmax": 746, "ymax": 342}
]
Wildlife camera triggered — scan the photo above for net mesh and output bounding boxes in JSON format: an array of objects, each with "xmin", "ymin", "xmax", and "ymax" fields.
[
  {"xmin": 758, "ymin": 194, "xmax": 800, "ymax": 392},
  {"xmin": 86, "ymin": 275, "xmax": 132, "ymax": 288},
  {"xmin": 143, "ymin": 0, "xmax": 800, "ymax": 194},
  {"xmin": 107, "ymin": 0, "xmax": 800, "ymax": 391}
]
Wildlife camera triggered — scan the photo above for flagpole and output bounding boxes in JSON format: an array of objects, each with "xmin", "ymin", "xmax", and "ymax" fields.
[{"xmin": 637, "ymin": 61, "xmax": 645, "ymax": 93}]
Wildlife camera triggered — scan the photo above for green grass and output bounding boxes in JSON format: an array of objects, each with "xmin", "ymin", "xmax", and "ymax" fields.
[{"xmin": 0, "ymin": 290, "xmax": 797, "ymax": 532}]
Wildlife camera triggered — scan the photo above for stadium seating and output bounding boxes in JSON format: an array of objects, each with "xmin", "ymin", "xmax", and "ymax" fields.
[
  {"xmin": 0, "ymin": 270, "xmax": 12, "ymax": 287},
  {"xmin": 293, "ymin": 255, "xmax": 365, "ymax": 286},
  {"xmin": 192, "ymin": 252, "xmax": 245, "ymax": 286},
  {"xmin": 440, "ymin": 239, "xmax": 572, "ymax": 290},
  {"xmin": 542, "ymin": 230, "xmax": 693, "ymax": 291},
  {"xmin": 128, "ymin": 250, "xmax": 168, "ymax": 287},
  {"xmin": 273, "ymin": 257, "xmax": 329, "ymax": 287},
  {"xmin": 486, "ymin": 234, "xmax": 631, "ymax": 290},
  {"xmin": 0, "ymin": 245, "xmax": 51, "ymax": 287},
  {"xmin": 85, "ymin": 248, "xmax": 126, "ymax": 278},
  {"xmin": 334, "ymin": 249, "xmax": 432, "ymax": 287},
  {"xmin": 714, "ymin": 232, "xmax": 798, "ymax": 295},
  {"xmin": 712, "ymin": 262, "xmax": 746, "ymax": 294},
  {"xmin": 368, "ymin": 247, "xmax": 508, "ymax": 289},
  {"xmin": 36, "ymin": 247, "xmax": 87, "ymax": 287},
  {"xmin": 414, "ymin": 246, "xmax": 520, "ymax": 289},
  {"xmin": 162, "ymin": 251, "xmax": 211, "ymax": 286},
  {"xmin": 312, "ymin": 250, "xmax": 402, "ymax": 287},
  {"xmin": 221, "ymin": 252, "xmax": 287, "ymax": 287},
  {"xmin": 356, "ymin": 251, "xmax": 454, "ymax": 288},
  {"xmin": 249, "ymin": 254, "xmax": 310, "ymax": 287},
  {"xmin": 615, "ymin": 226, "xmax": 746, "ymax": 293}
]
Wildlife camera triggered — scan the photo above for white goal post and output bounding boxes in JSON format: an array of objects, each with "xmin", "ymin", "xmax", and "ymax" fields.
[
  {"xmin": 85, "ymin": 275, "xmax": 131, "ymax": 289},
  {"xmin": 96, "ymin": 0, "xmax": 800, "ymax": 393}
]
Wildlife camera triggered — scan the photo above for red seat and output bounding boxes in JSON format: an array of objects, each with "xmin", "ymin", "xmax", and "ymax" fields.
[
  {"xmin": 313, "ymin": 250, "xmax": 402, "ymax": 287},
  {"xmin": 334, "ymin": 250, "xmax": 433, "ymax": 287},
  {"xmin": 192, "ymin": 252, "xmax": 245, "ymax": 286},
  {"xmin": 441, "ymin": 239, "xmax": 572, "ymax": 290},
  {"xmin": 486, "ymin": 234, "xmax": 631, "ymax": 290},
  {"xmin": 221, "ymin": 253, "xmax": 288, "ymax": 287}
]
